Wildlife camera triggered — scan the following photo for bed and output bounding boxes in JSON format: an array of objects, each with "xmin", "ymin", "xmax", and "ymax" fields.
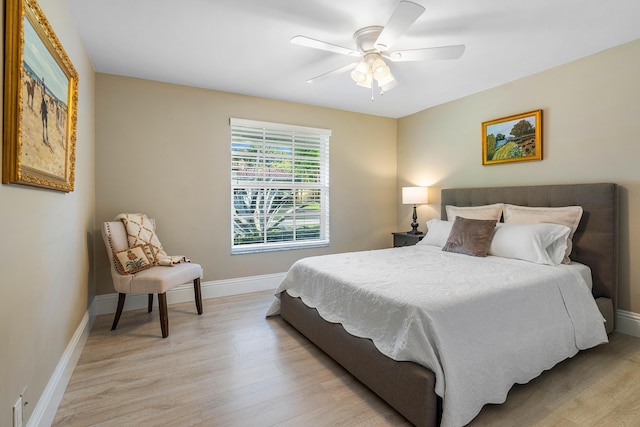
[{"xmin": 269, "ymin": 183, "xmax": 618, "ymax": 427}]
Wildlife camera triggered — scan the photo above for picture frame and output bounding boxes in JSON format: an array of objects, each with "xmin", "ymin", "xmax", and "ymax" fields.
[
  {"xmin": 3, "ymin": 0, "xmax": 78, "ymax": 192},
  {"xmin": 482, "ymin": 109, "xmax": 542, "ymax": 165}
]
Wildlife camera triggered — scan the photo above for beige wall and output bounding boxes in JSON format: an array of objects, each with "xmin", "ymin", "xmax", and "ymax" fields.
[
  {"xmin": 397, "ymin": 39, "xmax": 640, "ymax": 313},
  {"xmin": 0, "ymin": 0, "xmax": 95, "ymax": 425},
  {"xmin": 94, "ymin": 74, "xmax": 397, "ymax": 295}
]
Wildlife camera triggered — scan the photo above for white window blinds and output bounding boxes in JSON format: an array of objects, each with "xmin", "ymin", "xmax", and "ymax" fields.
[{"xmin": 230, "ymin": 118, "xmax": 330, "ymax": 254}]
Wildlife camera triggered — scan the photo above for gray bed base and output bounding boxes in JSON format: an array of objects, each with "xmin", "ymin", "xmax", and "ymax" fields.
[{"xmin": 280, "ymin": 183, "xmax": 618, "ymax": 426}]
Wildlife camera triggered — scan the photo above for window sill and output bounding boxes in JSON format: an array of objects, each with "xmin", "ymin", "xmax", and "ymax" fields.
[{"xmin": 232, "ymin": 240, "xmax": 330, "ymax": 255}]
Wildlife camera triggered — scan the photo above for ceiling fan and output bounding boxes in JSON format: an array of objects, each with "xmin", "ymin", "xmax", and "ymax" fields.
[{"xmin": 291, "ymin": 1, "xmax": 465, "ymax": 95}]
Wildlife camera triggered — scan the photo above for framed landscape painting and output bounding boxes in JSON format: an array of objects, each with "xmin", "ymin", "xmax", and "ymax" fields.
[
  {"xmin": 3, "ymin": 0, "xmax": 78, "ymax": 192},
  {"xmin": 482, "ymin": 110, "xmax": 542, "ymax": 165}
]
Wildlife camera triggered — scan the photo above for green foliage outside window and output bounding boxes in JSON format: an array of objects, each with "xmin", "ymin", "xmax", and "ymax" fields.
[{"xmin": 232, "ymin": 142, "xmax": 322, "ymax": 245}]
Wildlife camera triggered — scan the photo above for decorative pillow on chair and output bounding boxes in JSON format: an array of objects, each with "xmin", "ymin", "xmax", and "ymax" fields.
[
  {"xmin": 141, "ymin": 244, "xmax": 157, "ymax": 264},
  {"xmin": 114, "ymin": 245, "xmax": 154, "ymax": 274},
  {"xmin": 442, "ymin": 217, "xmax": 497, "ymax": 257}
]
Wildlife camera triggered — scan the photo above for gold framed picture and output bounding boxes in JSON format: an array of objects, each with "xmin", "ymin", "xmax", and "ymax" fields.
[
  {"xmin": 482, "ymin": 109, "xmax": 542, "ymax": 165},
  {"xmin": 3, "ymin": 0, "xmax": 79, "ymax": 192}
]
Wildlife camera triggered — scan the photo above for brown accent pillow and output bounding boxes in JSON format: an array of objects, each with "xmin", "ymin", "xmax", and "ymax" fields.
[{"xmin": 442, "ymin": 217, "xmax": 497, "ymax": 257}]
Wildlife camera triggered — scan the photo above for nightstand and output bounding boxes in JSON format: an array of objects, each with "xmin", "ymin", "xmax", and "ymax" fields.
[{"xmin": 392, "ymin": 232, "xmax": 425, "ymax": 247}]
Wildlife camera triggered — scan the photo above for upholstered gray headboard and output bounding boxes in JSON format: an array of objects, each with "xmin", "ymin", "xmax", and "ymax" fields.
[{"xmin": 441, "ymin": 183, "xmax": 618, "ymax": 310}]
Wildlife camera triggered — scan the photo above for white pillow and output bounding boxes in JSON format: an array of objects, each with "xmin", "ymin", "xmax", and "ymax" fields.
[
  {"xmin": 418, "ymin": 219, "xmax": 453, "ymax": 247},
  {"xmin": 489, "ymin": 223, "xmax": 571, "ymax": 265},
  {"xmin": 503, "ymin": 204, "xmax": 583, "ymax": 264},
  {"xmin": 446, "ymin": 203, "xmax": 503, "ymax": 222}
]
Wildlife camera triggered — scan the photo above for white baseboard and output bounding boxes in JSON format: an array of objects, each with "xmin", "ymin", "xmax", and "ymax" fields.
[
  {"xmin": 29, "ymin": 300, "xmax": 96, "ymax": 427},
  {"xmin": 32, "ymin": 273, "xmax": 284, "ymax": 426},
  {"xmin": 616, "ymin": 309, "xmax": 640, "ymax": 338},
  {"xmin": 94, "ymin": 272, "xmax": 285, "ymax": 315}
]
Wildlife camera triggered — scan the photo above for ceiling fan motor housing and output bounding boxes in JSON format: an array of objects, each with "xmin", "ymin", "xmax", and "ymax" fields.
[{"xmin": 353, "ymin": 26, "xmax": 385, "ymax": 53}]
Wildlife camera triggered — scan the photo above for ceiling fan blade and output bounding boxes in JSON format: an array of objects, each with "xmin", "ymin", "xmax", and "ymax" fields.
[
  {"xmin": 291, "ymin": 35, "xmax": 359, "ymax": 57},
  {"xmin": 374, "ymin": 1, "xmax": 425, "ymax": 51},
  {"xmin": 387, "ymin": 44, "xmax": 466, "ymax": 62},
  {"xmin": 306, "ymin": 62, "xmax": 358, "ymax": 84}
]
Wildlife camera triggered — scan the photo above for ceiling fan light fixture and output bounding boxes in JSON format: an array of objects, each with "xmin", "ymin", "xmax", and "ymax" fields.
[
  {"xmin": 350, "ymin": 60, "xmax": 370, "ymax": 85},
  {"xmin": 351, "ymin": 54, "xmax": 394, "ymax": 91},
  {"xmin": 371, "ymin": 58, "xmax": 390, "ymax": 80},
  {"xmin": 356, "ymin": 78, "xmax": 373, "ymax": 89},
  {"xmin": 379, "ymin": 74, "xmax": 397, "ymax": 92},
  {"xmin": 376, "ymin": 69, "xmax": 395, "ymax": 84},
  {"xmin": 355, "ymin": 72, "xmax": 373, "ymax": 88}
]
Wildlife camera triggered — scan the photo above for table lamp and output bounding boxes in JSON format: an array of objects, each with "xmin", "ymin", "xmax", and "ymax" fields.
[{"xmin": 402, "ymin": 186, "xmax": 429, "ymax": 235}]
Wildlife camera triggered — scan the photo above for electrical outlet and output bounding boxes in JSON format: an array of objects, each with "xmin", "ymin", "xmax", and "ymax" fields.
[{"xmin": 13, "ymin": 395, "xmax": 23, "ymax": 427}]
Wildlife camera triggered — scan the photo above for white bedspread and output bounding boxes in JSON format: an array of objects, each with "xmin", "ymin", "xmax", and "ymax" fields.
[{"xmin": 267, "ymin": 245, "xmax": 608, "ymax": 427}]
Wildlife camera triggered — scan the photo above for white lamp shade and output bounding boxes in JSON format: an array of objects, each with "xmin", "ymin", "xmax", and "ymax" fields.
[
  {"xmin": 350, "ymin": 61, "xmax": 369, "ymax": 83},
  {"xmin": 372, "ymin": 58, "xmax": 389, "ymax": 80},
  {"xmin": 378, "ymin": 72, "xmax": 397, "ymax": 92},
  {"xmin": 355, "ymin": 73, "xmax": 372, "ymax": 88},
  {"xmin": 402, "ymin": 186, "xmax": 429, "ymax": 205}
]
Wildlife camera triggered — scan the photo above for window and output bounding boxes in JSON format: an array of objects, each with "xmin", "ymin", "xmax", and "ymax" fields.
[{"xmin": 230, "ymin": 118, "xmax": 330, "ymax": 254}]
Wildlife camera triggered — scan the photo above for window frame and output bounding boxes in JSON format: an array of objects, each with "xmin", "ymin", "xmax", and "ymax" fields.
[{"xmin": 230, "ymin": 118, "xmax": 330, "ymax": 254}]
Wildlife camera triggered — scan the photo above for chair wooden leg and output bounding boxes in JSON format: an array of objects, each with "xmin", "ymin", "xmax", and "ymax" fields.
[
  {"xmin": 111, "ymin": 293, "xmax": 126, "ymax": 331},
  {"xmin": 148, "ymin": 294, "xmax": 154, "ymax": 313},
  {"xmin": 194, "ymin": 277, "xmax": 203, "ymax": 315},
  {"xmin": 158, "ymin": 293, "xmax": 169, "ymax": 338}
]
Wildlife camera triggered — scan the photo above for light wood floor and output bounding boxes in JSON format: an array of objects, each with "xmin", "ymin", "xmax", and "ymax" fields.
[{"xmin": 53, "ymin": 291, "xmax": 640, "ymax": 426}]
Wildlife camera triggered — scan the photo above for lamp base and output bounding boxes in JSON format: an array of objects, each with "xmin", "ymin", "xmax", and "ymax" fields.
[{"xmin": 407, "ymin": 204, "xmax": 423, "ymax": 235}]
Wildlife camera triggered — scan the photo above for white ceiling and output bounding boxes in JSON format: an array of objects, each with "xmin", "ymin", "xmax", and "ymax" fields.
[{"xmin": 67, "ymin": 0, "xmax": 640, "ymax": 118}]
